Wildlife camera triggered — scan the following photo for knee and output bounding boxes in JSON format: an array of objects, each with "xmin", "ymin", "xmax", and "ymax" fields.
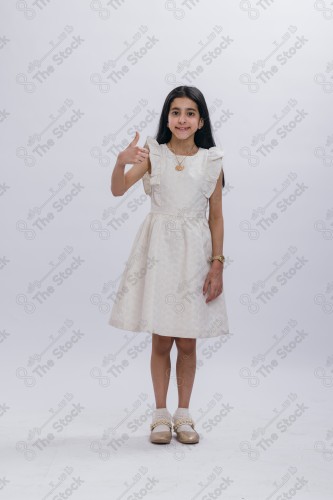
[
  {"xmin": 175, "ymin": 338, "xmax": 196, "ymax": 356},
  {"xmin": 152, "ymin": 333, "xmax": 174, "ymax": 355}
]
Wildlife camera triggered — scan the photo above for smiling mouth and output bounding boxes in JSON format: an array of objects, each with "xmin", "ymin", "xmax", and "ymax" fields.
[{"xmin": 176, "ymin": 127, "xmax": 190, "ymax": 130}]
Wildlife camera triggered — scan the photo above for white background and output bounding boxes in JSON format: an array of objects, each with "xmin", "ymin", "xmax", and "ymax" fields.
[{"xmin": 1, "ymin": 1, "xmax": 332, "ymax": 498}]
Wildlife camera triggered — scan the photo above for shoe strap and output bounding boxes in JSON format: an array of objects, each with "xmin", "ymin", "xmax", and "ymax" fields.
[
  {"xmin": 150, "ymin": 418, "xmax": 172, "ymax": 431},
  {"xmin": 173, "ymin": 417, "xmax": 195, "ymax": 432}
]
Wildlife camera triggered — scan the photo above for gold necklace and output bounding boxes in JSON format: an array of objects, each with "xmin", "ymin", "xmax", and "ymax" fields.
[{"xmin": 167, "ymin": 142, "xmax": 197, "ymax": 171}]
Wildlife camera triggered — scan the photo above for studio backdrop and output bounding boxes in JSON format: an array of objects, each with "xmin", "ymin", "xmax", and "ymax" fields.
[{"xmin": 1, "ymin": 1, "xmax": 332, "ymax": 498}]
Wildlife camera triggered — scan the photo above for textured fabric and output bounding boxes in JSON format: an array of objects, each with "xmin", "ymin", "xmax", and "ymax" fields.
[
  {"xmin": 173, "ymin": 407, "xmax": 193, "ymax": 432},
  {"xmin": 108, "ymin": 136, "xmax": 230, "ymax": 339},
  {"xmin": 151, "ymin": 408, "xmax": 172, "ymax": 433}
]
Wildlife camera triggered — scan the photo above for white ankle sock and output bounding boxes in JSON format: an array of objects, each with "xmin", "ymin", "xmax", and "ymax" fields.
[
  {"xmin": 173, "ymin": 407, "xmax": 194, "ymax": 432},
  {"xmin": 151, "ymin": 408, "xmax": 171, "ymax": 433}
]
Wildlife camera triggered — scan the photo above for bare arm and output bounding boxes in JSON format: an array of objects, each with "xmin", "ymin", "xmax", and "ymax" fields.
[
  {"xmin": 208, "ymin": 170, "xmax": 224, "ymax": 269},
  {"xmin": 203, "ymin": 170, "xmax": 225, "ymax": 303},
  {"xmin": 111, "ymin": 131, "xmax": 151, "ymax": 196}
]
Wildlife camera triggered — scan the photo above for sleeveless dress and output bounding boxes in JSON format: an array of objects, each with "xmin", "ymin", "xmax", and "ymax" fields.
[{"xmin": 108, "ymin": 136, "xmax": 230, "ymax": 339}]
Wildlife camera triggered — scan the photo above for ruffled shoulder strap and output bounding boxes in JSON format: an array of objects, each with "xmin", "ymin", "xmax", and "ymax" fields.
[
  {"xmin": 142, "ymin": 136, "xmax": 162, "ymax": 196},
  {"xmin": 201, "ymin": 146, "xmax": 224, "ymax": 199}
]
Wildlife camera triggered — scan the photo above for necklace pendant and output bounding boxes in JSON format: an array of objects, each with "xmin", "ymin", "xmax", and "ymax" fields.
[{"xmin": 175, "ymin": 165, "xmax": 185, "ymax": 171}]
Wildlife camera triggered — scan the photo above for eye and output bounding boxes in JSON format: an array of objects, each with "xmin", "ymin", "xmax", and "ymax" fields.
[{"xmin": 170, "ymin": 110, "xmax": 195, "ymax": 116}]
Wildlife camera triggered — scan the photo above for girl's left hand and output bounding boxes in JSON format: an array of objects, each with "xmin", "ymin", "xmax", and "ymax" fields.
[{"xmin": 203, "ymin": 262, "xmax": 223, "ymax": 303}]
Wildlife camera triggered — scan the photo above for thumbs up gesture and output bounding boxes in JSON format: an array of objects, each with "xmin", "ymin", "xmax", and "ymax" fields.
[{"xmin": 118, "ymin": 131, "xmax": 149, "ymax": 165}]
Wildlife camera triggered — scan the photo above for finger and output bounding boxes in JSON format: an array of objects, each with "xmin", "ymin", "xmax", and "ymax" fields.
[
  {"xmin": 206, "ymin": 288, "xmax": 219, "ymax": 303},
  {"xmin": 137, "ymin": 152, "xmax": 149, "ymax": 162},
  {"xmin": 135, "ymin": 156, "xmax": 144, "ymax": 163},
  {"xmin": 130, "ymin": 131, "xmax": 140, "ymax": 146},
  {"xmin": 205, "ymin": 286, "xmax": 213, "ymax": 302},
  {"xmin": 203, "ymin": 280, "xmax": 209, "ymax": 294}
]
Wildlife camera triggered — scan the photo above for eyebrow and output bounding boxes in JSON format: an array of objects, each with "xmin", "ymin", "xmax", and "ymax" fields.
[{"xmin": 170, "ymin": 107, "xmax": 197, "ymax": 111}]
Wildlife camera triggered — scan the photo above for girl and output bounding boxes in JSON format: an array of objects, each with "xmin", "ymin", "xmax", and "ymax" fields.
[{"xmin": 109, "ymin": 85, "xmax": 230, "ymax": 445}]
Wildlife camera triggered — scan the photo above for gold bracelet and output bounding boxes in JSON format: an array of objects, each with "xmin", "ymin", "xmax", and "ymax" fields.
[{"xmin": 209, "ymin": 255, "xmax": 225, "ymax": 264}]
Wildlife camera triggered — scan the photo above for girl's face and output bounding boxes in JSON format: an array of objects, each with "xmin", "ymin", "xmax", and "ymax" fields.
[{"xmin": 167, "ymin": 97, "xmax": 203, "ymax": 141}]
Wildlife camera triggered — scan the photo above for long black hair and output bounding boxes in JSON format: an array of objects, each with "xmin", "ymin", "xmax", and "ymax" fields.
[{"xmin": 155, "ymin": 85, "xmax": 225, "ymax": 188}]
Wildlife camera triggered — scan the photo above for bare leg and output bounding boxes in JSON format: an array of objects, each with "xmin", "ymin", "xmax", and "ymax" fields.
[
  {"xmin": 174, "ymin": 338, "xmax": 197, "ymax": 408},
  {"xmin": 150, "ymin": 333, "xmax": 175, "ymax": 408}
]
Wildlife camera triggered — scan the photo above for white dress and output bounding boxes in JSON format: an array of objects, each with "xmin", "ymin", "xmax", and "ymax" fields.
[{"xmin": 108, "ymin": 136, "xmax": 230, "ymax": 339}]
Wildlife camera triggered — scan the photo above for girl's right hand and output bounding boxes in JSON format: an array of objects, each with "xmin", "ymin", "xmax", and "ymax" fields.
[{"xmin": 118, "ymin": 131, "xmax": 149, "ymax": 165}]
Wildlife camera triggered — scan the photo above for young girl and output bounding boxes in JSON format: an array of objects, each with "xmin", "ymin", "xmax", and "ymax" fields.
[{"xmin": 109, "ymin": 85, "xmax": 229, "ymax": 445}]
